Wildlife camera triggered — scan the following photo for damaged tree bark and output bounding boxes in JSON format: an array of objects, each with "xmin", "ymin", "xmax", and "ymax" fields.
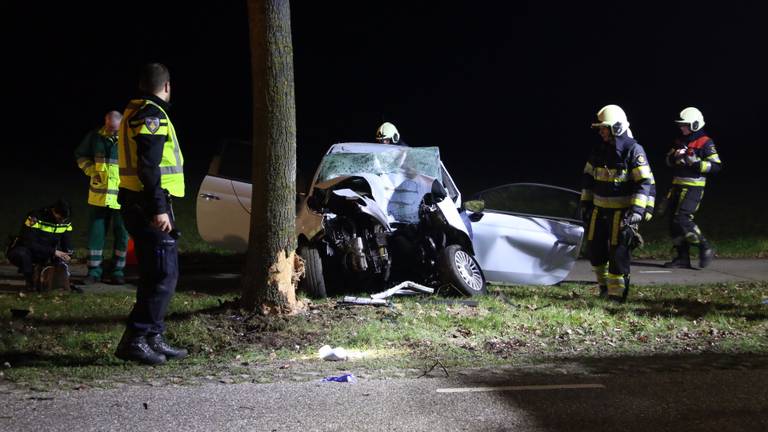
[{"xmin": 242, "ymin": 0, "xmax": 301, "ymax": 314}]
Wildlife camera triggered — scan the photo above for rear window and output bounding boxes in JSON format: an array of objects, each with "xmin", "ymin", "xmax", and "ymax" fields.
[{"xmin": 473, "ymin": 183, "xmax": 581, "ymax": 222}]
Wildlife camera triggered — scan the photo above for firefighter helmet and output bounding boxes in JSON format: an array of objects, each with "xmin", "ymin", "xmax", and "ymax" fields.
[
  {"xmin": 675, "ymin": 107, "xmax": 705, "ymax": 132},
  {"xmin": 591, "ymin": 104, "xmax": 630, "ymax": 136},
  {"xmin": 376, "ymin": 122, "xmax": 400, "ymax": 143}
]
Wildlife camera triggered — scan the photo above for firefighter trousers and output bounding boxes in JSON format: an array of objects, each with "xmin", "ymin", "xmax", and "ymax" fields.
[
  {"xmin": 586, "ymin": 207, "xmax": 631, "ymax": 295},
  {"xmin": 666, "ymin": 185, "xmax": 707, "ymax": 247}
]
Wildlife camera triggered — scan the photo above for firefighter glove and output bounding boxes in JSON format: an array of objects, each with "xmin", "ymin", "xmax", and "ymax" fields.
[{"xmin": 627, "ymin": 212, "xmax": 643, "ymax": 225}]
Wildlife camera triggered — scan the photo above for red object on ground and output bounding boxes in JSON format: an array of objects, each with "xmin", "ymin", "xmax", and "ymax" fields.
[{"xmin": 126, "ymin": 237, "xmax": 137, "ymax": 265}]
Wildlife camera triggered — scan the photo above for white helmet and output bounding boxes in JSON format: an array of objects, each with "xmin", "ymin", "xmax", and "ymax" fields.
[
  {"xmin": 675, "ymin": 107, "xmax": 705, "ymax": 132},
  {"xmin": 591, "ymin": 104, "xmax": 630, "ymax": 136},
  {"xmin": 376, "ymin": 122, "xmax": 400, "ymax": 143}
]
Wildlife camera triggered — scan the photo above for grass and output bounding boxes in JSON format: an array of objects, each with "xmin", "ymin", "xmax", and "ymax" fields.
[{"xmin": 2, "ymin": 281, "xmax": 766, "ymax": 389}]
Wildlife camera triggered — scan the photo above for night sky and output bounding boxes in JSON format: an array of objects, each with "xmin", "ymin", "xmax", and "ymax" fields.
[{"xmin": 3, "ymin": 1, "xmax": 765, "ymax": 198}]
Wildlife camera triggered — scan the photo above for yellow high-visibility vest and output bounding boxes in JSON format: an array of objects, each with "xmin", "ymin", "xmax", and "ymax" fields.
[{"xmin": 118, "ymin": 98, "xmax": 184, "ymax": 197}]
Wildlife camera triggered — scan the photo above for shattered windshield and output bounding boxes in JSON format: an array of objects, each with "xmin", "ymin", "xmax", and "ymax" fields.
[{"xmin": 316, "ymin": 146, "xmax": 441, "ymax": 183}]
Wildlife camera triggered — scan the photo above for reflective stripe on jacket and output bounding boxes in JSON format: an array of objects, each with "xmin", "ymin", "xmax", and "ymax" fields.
[
  {"xmin": 118, "ymin": 98, "xmax": 184, "ymax": 198},
  {"xmin": 666, "ymin": 131, "xmax": 722, "ymax": 187},
  {"xmin": 75, "ymin": 127, "xmax": 121, "ymax": 208},
  {"xmin": 581, "ymin": 133, "xmax": 655, "ymax": 216}
]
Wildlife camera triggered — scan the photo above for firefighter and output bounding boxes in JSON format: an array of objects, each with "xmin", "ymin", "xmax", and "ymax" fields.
[
  {"xmin": 376, "ymin": 121, "xmax": 409, "ymax": 146},
  {"xmin": 115, "ymin": 63, "xmax": 187, "ymax": 365},
  {"xmin": 663, "ymin": 107, "xmax": 721, "ymax": 268},
  {"xmin": 75, "ymin": 111, "xmax": 130, "ymax": 285},
  {"xmin": 6, "ymin": 199, "xmax": 73, "ymax": 290},
  {"xmin": 580, "ymin": 104, "xmax": 655, "ymax": 301}
]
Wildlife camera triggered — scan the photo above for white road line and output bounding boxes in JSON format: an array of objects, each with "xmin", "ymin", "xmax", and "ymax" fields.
[
  {"xmin": 638, "ymin": 270, "xmax": 672, "ymax": 274},
  {"xmin": 436, "ymin": 384, "xmax": 606, "ymax": 393}
]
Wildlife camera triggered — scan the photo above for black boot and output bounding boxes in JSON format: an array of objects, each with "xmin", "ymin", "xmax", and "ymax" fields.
[
  {"xmin": 115, "ymin": 330, "xmax": 167, "ymax": 365},
  {"xmin": 620, "ymin": 276, "xmax": 630, "ymax": 303},
  {"xmin": 699, "ymin": 241, "xmax": 714, "ymax": 268},
  {"xmin": 598, "ymin": 285, "xmax": 608, "ymax": 298},
  {"xmin": 146, "ymin": 334, "xmax": 188, "ymax": 360},
  {"xmin": 664, "ymin": 245, "xmax": 691, "ymax": 268}
]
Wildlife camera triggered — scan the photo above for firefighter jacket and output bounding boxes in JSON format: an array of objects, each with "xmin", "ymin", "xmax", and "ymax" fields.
[
  {"xmin": 665, "ymin": 130, "xmax": 722, "ymax": 187},
  {"xmin": 13, "ymin": 207, "xmax": 73, "ymax": 259},
  {"xmin": 75, "ymin": 127, "xmax": 121, "ymax": 208},
  {"xmin": 118, "ymin": 95, "xmax": 184, "ymax": 215},
  {"xmin": 581, "ymin": 133, "xmax": 656, "ymax": 217}
]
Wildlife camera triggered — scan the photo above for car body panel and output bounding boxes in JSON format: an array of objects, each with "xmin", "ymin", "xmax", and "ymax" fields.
[
  {"xmin": 197, "ymin": 143, "xmax": 584, "ymax": 286},
  {"xmin": 470, "ymin": 211, "xmax": 583, "ymax": 285}
]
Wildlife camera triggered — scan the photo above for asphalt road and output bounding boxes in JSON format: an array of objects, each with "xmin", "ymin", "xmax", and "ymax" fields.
[
  {"xmin": 565, "ymin": 259, "xmax": 768, "ymax": 285},
  {"xmin": 1, "ymin": 258, "xmax": 766, "ymax": 295},
  {"xmin": 2, "ymin": 356, "xmax": 767, "ymax": 432}
]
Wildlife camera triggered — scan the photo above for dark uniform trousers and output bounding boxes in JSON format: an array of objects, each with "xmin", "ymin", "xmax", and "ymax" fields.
[
  {"xmin": 7, "ymin": 246, "xmax": 51, "ymax": 275},
  {"xmin": 586, "ymin": 207, "xmax": 631, "ymax": 288},
  {"xmin": 120, "ymin": 201, "xmax": 178, "ymax": 336},
  {"xmin": 666, "ymin": 185, "xmax": 705, "ymax": 245}
]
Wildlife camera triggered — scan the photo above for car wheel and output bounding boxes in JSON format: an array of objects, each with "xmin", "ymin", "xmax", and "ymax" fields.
[
  {"xmin": 438, "ymin": 245, "xmax": 486, "ymax": 296},
  {"xmin": 298, "ymin": 245, "xmax": 327, "ymax": 299}
]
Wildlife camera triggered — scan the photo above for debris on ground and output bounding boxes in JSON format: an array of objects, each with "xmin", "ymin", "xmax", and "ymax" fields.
[
  {"xmin": 417, "ymin": 359, "xmax": 449, "ymax": 378},
  {"xmin": 319, "ymin": 345, "xmax": 348, "ymax": 361},
  {"xmin": 321, "ymin": 373, "xmax": 357, "ymax": 383},
  {"xmin": 339, "ymin": 281, "xmax": 434, "ymax": 306}
]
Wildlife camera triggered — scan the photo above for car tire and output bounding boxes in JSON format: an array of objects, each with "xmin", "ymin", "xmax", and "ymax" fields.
[
  {"xmin": 298, "ymin": 245, "xmax": 327, "ymax": 299},
  {"xmin": 438, "ymin": 245, "xmax": 486, "ymax": 296}
]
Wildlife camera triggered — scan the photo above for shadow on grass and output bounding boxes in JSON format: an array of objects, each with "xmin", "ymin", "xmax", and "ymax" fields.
[
  {"xmin": 494, "ymin": 287, "xmax": 768, "ymax": 321},
  {"xmin": 0, "ymin": 351, "xmax": 107, "ymax": 368},
  {"xmin": 14, "ymin": 304, "xmax": 231, "ymax": 328}
]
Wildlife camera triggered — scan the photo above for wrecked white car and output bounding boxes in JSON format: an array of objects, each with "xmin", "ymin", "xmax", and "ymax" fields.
[{"xmin": 197, "ymin": 142, "xmax": 584, "ymax": 297}]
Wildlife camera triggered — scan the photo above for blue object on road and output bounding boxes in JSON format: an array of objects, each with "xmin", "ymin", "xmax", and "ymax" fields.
[{"xmin": 321, "ymin": 373, "xmax": 357, "ymax": 383}]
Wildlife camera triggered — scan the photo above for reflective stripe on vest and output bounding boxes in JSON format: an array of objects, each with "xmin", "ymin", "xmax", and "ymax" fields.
[
  {"xmin": 672, "ymin": 176, "xmax": 706, "ymax": 187},
  {"xmin": 118, "ymin": 99, "xmax": 185, "ymax": 197},
  {"xmin": 25, "ymin": 217, "xmax": 73, "ymax": 233}
]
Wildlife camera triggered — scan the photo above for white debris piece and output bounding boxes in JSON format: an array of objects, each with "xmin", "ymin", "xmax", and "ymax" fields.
[
  {"xmin": 370, "ymin": 281, "xmax": 434, "ymax": 299},
  {"xmin": 319, "ymin": 345, "xmax": 348, "ymax": 361}
]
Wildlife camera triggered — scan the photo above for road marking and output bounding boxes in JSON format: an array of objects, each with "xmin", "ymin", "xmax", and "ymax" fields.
[
  {"xmin": 436, "ymin": 384, "xmax": 605, "ymax": 393},
  {"xmin": 638, "ymin": 270, "xmax": 672, "ymax": 274}
]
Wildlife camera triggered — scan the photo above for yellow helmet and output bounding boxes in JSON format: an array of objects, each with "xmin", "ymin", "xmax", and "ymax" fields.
[
  {"xmin": 591, "ymin": 104, "xmax": 630, "ymax": 136},
  {"xmin": 376, "ymin": 122, "xmax": 400, "ymax": 143},
  {"xmin": 675, "ymin": 107, "xmax": 705, "ymax": 132}
]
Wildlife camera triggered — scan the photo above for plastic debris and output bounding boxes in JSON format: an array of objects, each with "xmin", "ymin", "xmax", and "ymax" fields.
[
  {"xmin": 340, "ymin": 297, "xmax": 388, "ymax": 306},
  {"xmin": 370, "ymin": 281, "xmax": 434, "ymax": 299},
  {"xmin": 321, "ymin": 373, "xmax": 357, "ymax": 383},
  {"xmin": 319, "ymin": 345, "xmax": 348, "ymax": 361}
]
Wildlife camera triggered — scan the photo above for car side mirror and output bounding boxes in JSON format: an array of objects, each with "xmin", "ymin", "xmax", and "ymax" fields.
[{"xmin": 463, "ymin": 199, "xmax": 485, "ymax": 213}]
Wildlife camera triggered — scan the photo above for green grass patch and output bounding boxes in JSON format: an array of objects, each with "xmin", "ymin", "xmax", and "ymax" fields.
[{"xmin": 2, "ymin": 281, "xmax": 767, "ymax": 388}]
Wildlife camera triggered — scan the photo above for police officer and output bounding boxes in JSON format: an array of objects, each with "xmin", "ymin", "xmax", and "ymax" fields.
[
  {"xmin": 115, "ymin": 63, "xmax": 187, "ymax": 365},
  {"xmin": 6, "ymin": 199, "xmax": 73, "ymax": 290},
  {"xmin": 663, "ymin": 107, "xmax": 722, "ymax": 268},
  {"xmin": 376, "ymin": 121, "xmax": 409, "ymax": 146},
  {"xmin": 75, "ymin": 111, "xmax": 130, "ymax": 285},
  {"xmin": 580, "ymin": 105, "xmax": 655, "ymax": 300}
]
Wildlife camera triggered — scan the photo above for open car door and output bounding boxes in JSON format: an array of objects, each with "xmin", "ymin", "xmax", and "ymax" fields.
[
  {"xmin": 196, "ymin": 140, "xmax": 252, "ymax": 252},
  {"xmin": 469, "ymin": 183, "xmax": 584, "ymax": 285}
]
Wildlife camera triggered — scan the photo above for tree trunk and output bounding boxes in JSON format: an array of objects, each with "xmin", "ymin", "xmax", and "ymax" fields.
[{"xmin": 242, "ymin": 0, "xmax": 300, "ymax": 314}]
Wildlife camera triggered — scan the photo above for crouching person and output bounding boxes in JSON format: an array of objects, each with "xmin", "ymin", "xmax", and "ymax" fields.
[{"xmin": 7, "ymin": 199, "xmax": 74, "ymax": 291}]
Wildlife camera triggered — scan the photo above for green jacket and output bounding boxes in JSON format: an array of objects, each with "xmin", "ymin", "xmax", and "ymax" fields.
[{"xmin": 75, "ymin": 127, "xmax": 120, "ymax": 208}]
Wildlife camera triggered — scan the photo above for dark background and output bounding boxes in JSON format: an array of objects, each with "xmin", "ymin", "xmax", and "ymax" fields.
[{"xmin": 2, "ymin": 1, "xmax": 763, "ymax": 199}]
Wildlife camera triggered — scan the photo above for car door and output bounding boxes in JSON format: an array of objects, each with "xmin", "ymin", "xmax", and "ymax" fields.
[
  {"xmin": 196, "ymin": 140, "xmax": 252, "ymax": 252},
  {"xmin": 469, "ymin": 183, "xmax": 584, "ymax": 285}
]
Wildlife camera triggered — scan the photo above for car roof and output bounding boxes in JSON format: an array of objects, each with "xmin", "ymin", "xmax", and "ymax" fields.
[{"xmin": 327, "ymin": 142, "xmax": 411, "ymax": 154}]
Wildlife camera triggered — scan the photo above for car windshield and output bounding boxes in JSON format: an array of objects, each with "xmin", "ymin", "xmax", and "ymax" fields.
[{"xmin": 316, "ymin": 146, "xmax": 442, "ymax": 183}]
